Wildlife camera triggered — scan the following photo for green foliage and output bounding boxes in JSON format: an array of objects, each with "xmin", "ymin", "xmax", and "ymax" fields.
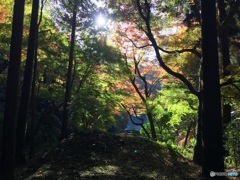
[
  {"xmin": 221, "ymin": 65, "xmax": 240, "ymax": 106},
  {"xmin": 68, "ymin": 39, "xmax": 123, "ymax": 130},
  {"xmin": 224, "ymin": 118, "xmax": 240, "ymax": 168},
  {"xmin": 178, "ymin": 138, "xmax": 196, "ymax": 159},
  {"xmin": 69, "ymin": 79, "xmax": 120, "ymax": 130},
  {"xmin": 140, "ymin": 84, "xmax": 198, "ymax": 144},
  {"xmin": 52, "ymin": 0, "xmax": 98, "ymax": 35},
  {"xmin": 152, "ymin": 85, "xmax": 197, "ymax": 127},
  {"xmin": 0, "ymin": 0, "xmax": 13, "ymax": 59}
]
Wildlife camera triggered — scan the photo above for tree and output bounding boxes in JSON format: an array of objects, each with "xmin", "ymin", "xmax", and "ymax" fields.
[
  {"xmin": 218, "ymin": 0, "xmax": 231, "ymax": 125},
  {"xmin": 201, "ymin": 0, "xmax": 224, "ymax": 176},
  {"xmin": 110, "ymin": 22, "xmax": 161, "ymax": 139},
  {"xmin": 1, "ymin": 0, "xmax": 25, "ymax": 179},
  {"xmin": 55, "ymin": 0, "xmax": 99, "ymax": 140},
  {"xmin": 108, "ymin": 0, "xmax": 202, "ymax": 146},
  {"xmin": 127, "ymin": 56, "xmax": 159, "ymax": 140},
  {"xmin": 218, "ymin": 0, "xmax": 232, "ymax": 160},
  {"xmin": 15, "ymin": 0, "xmax": 40, "ymax": 164},
  {"xmin": 60, "ymin": 1, "xmax": 77, "ymax": 140},
  {"xmin": 135, "ymin": 0, "xmax": 198, "ymax": 97},
  {"xmin": 28, "ymin": 0, "xmax": 45, "ymax": 159}
]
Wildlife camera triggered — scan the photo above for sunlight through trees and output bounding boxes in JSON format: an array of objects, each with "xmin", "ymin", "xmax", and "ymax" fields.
[{"xmin": 0, "ymin": 0, "xmax": 239, "ymax": 179}]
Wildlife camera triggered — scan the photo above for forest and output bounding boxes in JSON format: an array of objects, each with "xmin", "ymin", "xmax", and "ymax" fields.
[{"xmin": 0, "ymin": 0, "xmax": 240, "ymax": 179}]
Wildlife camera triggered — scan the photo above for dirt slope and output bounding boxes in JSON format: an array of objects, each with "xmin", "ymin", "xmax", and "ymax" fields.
[{"xmin": 16, "ymin": 130, "xmax": 201, "ymax": 179}]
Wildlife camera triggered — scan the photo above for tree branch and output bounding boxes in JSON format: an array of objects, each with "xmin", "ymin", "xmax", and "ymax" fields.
[
  {"xmin": 220, "ymin": 78, "xmax": 240, "ymax": 87},
  {"xmin": 136, "ymin": 0, "xmax": 199, "ymax": 97},
  {"xmin": 121, "ymin": 29, "xmax": 202, "ymax": 58},
  {"xmin": 121, "ymin": 103, "xmax": 151, "ymax": 138},
  {"xmin": 218, "ymin": 0, "xmax": 240, "ymax": 35},
  {"xmin": 157, "ymin": 44, "xmax": 201, "ymax": 59}
]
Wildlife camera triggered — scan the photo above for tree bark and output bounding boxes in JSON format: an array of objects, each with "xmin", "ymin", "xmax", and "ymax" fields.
[
  {"xmin": 218, "ymin": 0, "xmax": 232, "ymax": 159},
  {"xmin": 1, "ymin": 0, "xmax": 25, "ymax": 179},
  {"xmin": 218, "ymin": 0, "xmax": 231, "ymax": 125},
  {"xmin": 193, "ymin": 64, "xmax": 203, "ymax": 165},
  {"xmin": 201, "ymin": 0, "xmax": 224, "ymax": 177},
  {"xmin": 184, "ymin": 120, "xmax": 193, "ymax": 147},
  {"xmin": 60, "ymin": 4, "xmax": 77, "ymax": 140},
  {"xmin": 146, "ymin": 112, "xmax": 157, "ymax": 140},
  {"xmin": 15, "ymin": 0, "xmax": 39, "ymax": 165},
  {"xmin": 28, "ymin": 0, "xmax": 45, "ymax": 159},
  {"xmin": 193, "ymin": 95, "xmax": 203, "ymax": 165}
]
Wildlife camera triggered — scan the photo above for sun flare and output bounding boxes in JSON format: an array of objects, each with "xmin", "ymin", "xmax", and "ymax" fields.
[{"xmin": 96, "ymin": 15, "xmax": 106, "ymax": 26}]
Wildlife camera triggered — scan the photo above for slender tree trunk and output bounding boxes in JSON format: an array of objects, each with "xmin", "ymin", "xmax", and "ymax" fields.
[
  {"xmin": 29, "ymin": 26, "xmax": 39, "ymax": 159},
  {"xmin": 218, "ymin": 0, "xmax": 231, "ymax": 158},
  {"xmin": 28, "ymin": 0, "xmax": 44, "ymax": 159},
  {"xmin": 146, "ymin": 112, "xmax": 157, "ymax": 140},
  {"xmin": 193, "ymin": 96, "xmax": 203, "ymax": 165},
  {"xmin": 60, "ymin": 5, "xmax": 77, "ymax": 140},
  {"xmin": 201, "ymin": 0, "xmax": 224, "ymax": 177},
  {"xmin": 184, "ymin": 120, "xmax": 193, "ymax": 147},
  {"xmin": 193, "ymin": 65, "xmax": 203, "ymax": 165},
  {"xmin": 218, "ymin": 0, "xmax": 231, "ymax": 125},
  {"xmin": 0, "ymin": 0, "xmax": 25, "ymax": 179},
  {"xmin": 15, "ymin": 0, "xmax": 39, "ymax": 165}
]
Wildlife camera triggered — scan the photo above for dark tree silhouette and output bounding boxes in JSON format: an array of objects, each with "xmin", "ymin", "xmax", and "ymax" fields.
[
  {"xmin": 218, "ymin": 0, "xmax": 232, "ymax": 159},
  {"xmin": 60, "ymin": 3, "xmax": 77, "ymax": 140},
  {"xmin": 193, "ymin": 95, "xmax": 203, "ymax": 165},
  {"xmin": 135, "ymin": 0, "xmax": 199, "ymax": 98},
  {"xmin": 134, "ymin": 0, "xmax": 225, "ymax": 176},
  {"xmin": 201, "ymin": 0, "xmax": 224, "ymax": 177},
  {"xmin": 129, "ymin": 57, "xmax": 158, "ymax": 140},
  {"xmin": 218, "ymin": 0, "xmax": 231, "ymax": 125},
  {"xmin": 0, "ymin": 0, "xmax": 25, "ymax": 179},
  {"xmin": 28, "ymin": 0, "xmax": 45, "ymax": 159},
  {"xmin": 15, "ymin": 0, "xmax": 40, "ymax": 165}
]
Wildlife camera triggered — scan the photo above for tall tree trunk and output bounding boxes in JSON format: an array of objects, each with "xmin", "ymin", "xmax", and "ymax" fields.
[
  {"xmin": 28, "ymin": 24, "xmax": 39, "ymax": 159},
  {"xmin": 15, "ymin": 0, "xmax": 39, "ymax": 165},
  {"xmin": 218, "ymin": 0, "xmax": 231, "ymax": 124},
  {"xmin": 201, "ymin": 0, "xmax": 224, "ymax": 177},
  {"xmin": 218, "ymin": 0, "xmax": 231, "ymax": 158},
  {"xmin": 28, "ymin": 0, "xmax": 44, "ymax": 159},
  {"xmin": 60, "ymin": 4, "xmax": 77, "ymax": 140},
  {"xmin": 0, "ymin": 0, "xmax": 25, "ymax": 179},
  {"xmin": 29, "ymin": 49, "xmax": 38, "ymax": 158}
]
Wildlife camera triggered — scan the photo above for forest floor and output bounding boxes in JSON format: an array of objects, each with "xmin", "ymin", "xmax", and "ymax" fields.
[{"xmin": 15, "ymin": 129, "xmax": 238, "ymax": 180}]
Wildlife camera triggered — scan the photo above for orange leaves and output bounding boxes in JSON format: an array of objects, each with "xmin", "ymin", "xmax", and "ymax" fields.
[
  {"xmin": 0, "ymin": 3, "xmax": 11, "ymax": 23},
  {"xmin": 110, "ymin": 21, "xmax": 149, "ymax": 53}
]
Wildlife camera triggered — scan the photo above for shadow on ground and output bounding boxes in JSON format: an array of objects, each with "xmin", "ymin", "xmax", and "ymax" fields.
[{"xmin": 16, "ymin": 130, "xmax": 201, "ymax": 179}]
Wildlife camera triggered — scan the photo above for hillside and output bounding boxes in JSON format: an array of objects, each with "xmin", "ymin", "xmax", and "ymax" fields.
[{"xmin": 16, "ymin": 130, "xmax": 201, "ymax": 179}]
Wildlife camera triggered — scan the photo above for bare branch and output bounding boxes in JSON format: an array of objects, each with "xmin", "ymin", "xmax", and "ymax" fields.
[
  {"xmin": 220, "ymin": 78, "xmax": 240, "ymax": 87},
  {"xmin": 120, "ymin": 29, "xmax": 201, "ymax": 58},
  {"xmin": 136, "ymin": 0, "xmax": 199, "ymax": 97},
  {"xmin": 121, "ymin": 103, "xmax": 151, "ymax": 138},
  {"xmin": 157, "ymin": 45, "xmax": 201, "ymax": 59}
]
